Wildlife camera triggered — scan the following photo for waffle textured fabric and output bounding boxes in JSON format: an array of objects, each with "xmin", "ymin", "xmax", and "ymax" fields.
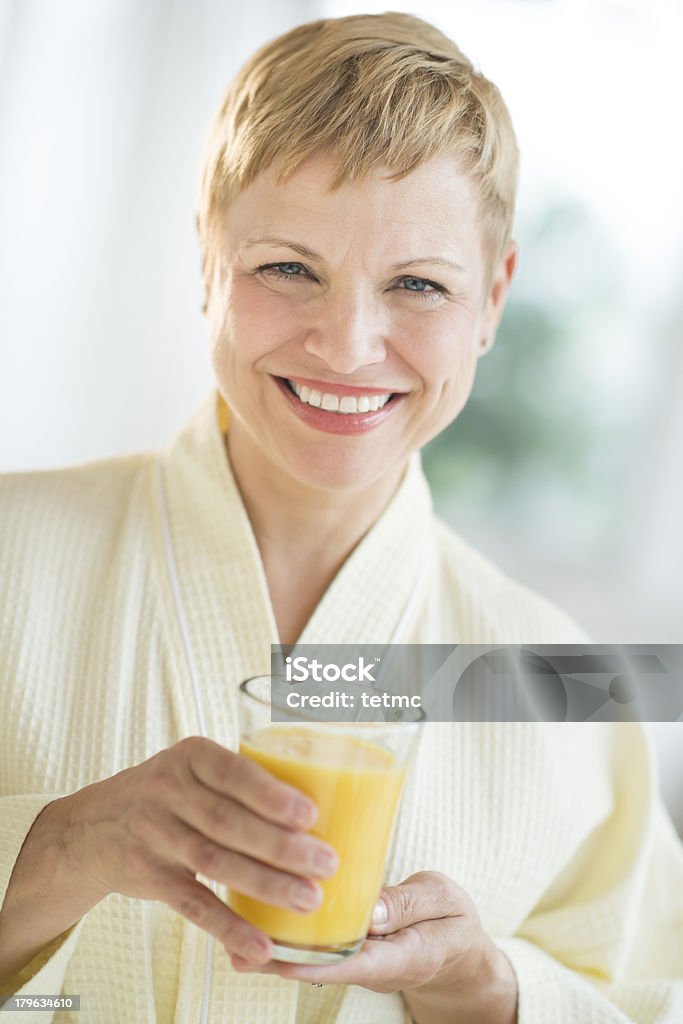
[{"xmin": 1, "ymin": 391, "xmax": 682, "ymax": 1023}]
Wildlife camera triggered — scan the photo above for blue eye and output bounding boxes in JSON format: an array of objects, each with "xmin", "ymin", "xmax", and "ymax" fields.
[
  {"xmin": 258, "ymin": 262, "xmax": 312, "ymax": 281},
  {"xmin": 257, "ymin": 263, "xmax": 446, "ymax": 300},
  {"xmin": 402, "ymin": 276, "xmax": 443, "ymax": 293},
  {"xmin": 274, "ymin": 262, "xmax": 305, "ymax": 275},
  {"xmin": 398, "ymin": 276, "xmax": 445, "ymax": 301}
]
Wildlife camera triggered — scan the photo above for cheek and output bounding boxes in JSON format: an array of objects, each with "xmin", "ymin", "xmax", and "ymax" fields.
[
  {"xmin": 246, "ymin": 281, "xmax": 315, "ymax": 355},
  {"xmin": 405, "ymin": 316, "xmax": 479, "ymax": 391},
  {"xmin": 410, "ymin": 324, "xmax": 480, "ymax": 437},
  {"xmin": 212, "ymin": 280, "xmax": 291, "ymax": 373},
  {"xmin": 442, "ymin": 344, "xmax": 479, "ymax": 411}
]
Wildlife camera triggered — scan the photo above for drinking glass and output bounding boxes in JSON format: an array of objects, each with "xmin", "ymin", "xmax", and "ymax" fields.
[{"xmin": 230, "ymin": 675, "xmax": 421, "ymax": 964}]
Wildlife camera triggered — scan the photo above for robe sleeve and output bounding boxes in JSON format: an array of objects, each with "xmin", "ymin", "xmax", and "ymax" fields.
[
  {"xmin": 0, "ymin": 795, "xmax": 86, "ymax": 1017},
  {"xmin": 495, "ymin": 724, "xmax": 683, "ymax": 1023}
]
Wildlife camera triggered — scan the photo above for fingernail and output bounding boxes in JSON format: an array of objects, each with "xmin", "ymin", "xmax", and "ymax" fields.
[
  {"xmin": 245, "ymin": 936, "xmax": 269, "ymax": 962},
  {"xmin": 292, "ymin": 881, "xmax": 322, "ymax": 912},
  {"xmin": 372, "ymin": 899, "xmax": 387, "ymax": 925},
  {"xmin": 312, "ymin": 848, "xmax": 339, "ymax": 876},
  {"xmin": 293, "ymin": 798, "xmax": 317, "ymax": 828}
]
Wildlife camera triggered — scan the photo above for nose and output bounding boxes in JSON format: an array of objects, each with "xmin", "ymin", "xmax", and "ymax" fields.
[{"xmin": 302, "ymin": 289, "xmax": 387, "ymax": 375}]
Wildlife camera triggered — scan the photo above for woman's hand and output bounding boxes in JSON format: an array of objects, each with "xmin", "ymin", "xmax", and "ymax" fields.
[
  {"xmin": 231, "ymin": 871, "xmax": 517, "ymax": 1024},
  {"xmin": 61, "ymin": 736, "xmax": 339, "ymax": 964}
]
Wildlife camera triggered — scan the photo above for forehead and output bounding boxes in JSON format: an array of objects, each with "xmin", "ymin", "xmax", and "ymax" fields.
[{"xmin": 225, "ymin": 153, "xmax": 482, "ymax": 263}]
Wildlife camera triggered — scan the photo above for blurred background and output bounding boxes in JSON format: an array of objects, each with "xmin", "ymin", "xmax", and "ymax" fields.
[{"xmin": 0, "ymin": 0, "xmax": 681, "ymax": 829}]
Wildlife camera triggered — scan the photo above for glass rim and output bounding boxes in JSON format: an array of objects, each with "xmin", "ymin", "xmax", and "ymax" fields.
[{"xmin": 239, "ymin": 675, "xmax": 276, "ymax": 708}]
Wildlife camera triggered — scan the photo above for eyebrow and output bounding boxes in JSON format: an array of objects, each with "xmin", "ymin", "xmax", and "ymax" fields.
[
  {"xmin": 392, "ymin": 256, "xmax": 466, "ymax": 273},
  {"xmin": 243, "ymin": 236, "xmax": 466, "ymax": 273},
  {"xmin": 243, "ymin": 236, "xmax": 320, "ymax": 261}
]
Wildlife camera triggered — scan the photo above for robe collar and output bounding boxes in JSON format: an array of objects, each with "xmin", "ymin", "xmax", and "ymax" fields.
[{"xmin": 157, "ymin": 390, "xmax": 434, "ymax": 738}]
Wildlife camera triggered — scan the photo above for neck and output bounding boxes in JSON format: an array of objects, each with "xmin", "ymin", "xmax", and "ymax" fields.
[{"xmin": 225, "ymin": 422, "xmax": 406, "ymax": 643}]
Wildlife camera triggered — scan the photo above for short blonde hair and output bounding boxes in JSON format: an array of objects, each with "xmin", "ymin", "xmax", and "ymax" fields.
[{"xmin": 196, "ymin": 12, "xmax": 519, "ymax": 313}]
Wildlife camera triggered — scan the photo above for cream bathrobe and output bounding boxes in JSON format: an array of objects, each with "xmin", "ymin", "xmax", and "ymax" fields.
[{"xmin": 1, "ymin": 392, "xmax": 682, "ymax": 1024}]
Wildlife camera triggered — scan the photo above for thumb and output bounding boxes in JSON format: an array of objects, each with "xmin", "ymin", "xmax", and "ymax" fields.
[{"xmin": 369, "ymin": 871, "xmax": 463, "ymax": 935}]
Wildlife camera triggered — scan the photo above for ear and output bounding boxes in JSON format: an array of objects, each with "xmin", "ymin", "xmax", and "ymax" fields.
[{"xmin": 477, "ymin": 240, "xmax": 519, "ymax": 357}]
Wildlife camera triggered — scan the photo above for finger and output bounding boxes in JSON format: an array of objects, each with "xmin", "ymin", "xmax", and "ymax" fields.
[
  {"xmin": 161, "ymin": 868, "xmax": 272, "ymax": 963},
  {"xmin": 174, "ymin": 782, "xmax": 338, "ymax": 879},
  {"xmin": 261, "ymin": 942, "xmax": 383, "ymax": 986},
  {"xmin": 143, "ymin": 811, "xmax": 324, "ymax": 913},
  {"xmin": 180, "ymin": 737, "xmax": 318, "ymax": 829},
  {"xmin": 255, "ymin": 922, "xmax": 461, "ymax": 992},
  {"xmin": 368, "ymin": 871, "xmax": 471, "ymax": 935},
  {"xmin": 231, "ymin": 954, "xmax": 281, "ymax": 974},
  {"xmin": 236, "ymin": 932, "xmax": 416, "ymax": 989}
]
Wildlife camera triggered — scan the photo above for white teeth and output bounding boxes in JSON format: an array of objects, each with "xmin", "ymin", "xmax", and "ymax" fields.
[
  {"xmin": 288, "ymin": 380, "xmax": 392, "ymax": 414},
  {"xmin": 321, "ymin": 393, "xmax": 339, "ymax": 412}
]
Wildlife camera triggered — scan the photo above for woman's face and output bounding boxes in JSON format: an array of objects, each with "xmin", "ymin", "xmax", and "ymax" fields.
[{"xmin": 208, "ymin": 152, "xmax": 517, "ymax": 493}]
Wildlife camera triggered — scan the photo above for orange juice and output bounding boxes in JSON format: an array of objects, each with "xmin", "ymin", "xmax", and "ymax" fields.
[{"xmin": 230, "ymin": 725, "xmax": 406, "ymax": 947}]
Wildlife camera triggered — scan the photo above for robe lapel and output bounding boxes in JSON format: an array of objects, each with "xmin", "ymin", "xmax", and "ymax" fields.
[
  {"xmin": 298, "ymin": 451, "xmax": 435, "ymax": 645},
  {"xmin": 159, "ymin": 391, "xmax": 278, "ymax": 748},
  {"xmin": 159, "ymin": 390, "xmax": 437, "ymax": 745}
]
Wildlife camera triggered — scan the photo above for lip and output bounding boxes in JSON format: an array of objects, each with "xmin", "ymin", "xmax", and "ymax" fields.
[
  {"xmin": 272, "ymin": 376, "xmax": 405, "ymax": 435},
  {"xmin": 284, "ymin": 375, "xmax": 403, "ymax": 398}
]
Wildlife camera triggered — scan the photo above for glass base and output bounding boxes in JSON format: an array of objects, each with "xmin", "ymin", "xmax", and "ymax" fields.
[{"xmin": 269, "ymin": 937, "xmax": 364, "ymax": 964}]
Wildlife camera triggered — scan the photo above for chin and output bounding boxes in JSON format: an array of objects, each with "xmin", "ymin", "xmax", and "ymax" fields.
[{"xmin": 277, "ymin": 444, "xmax": 402, "ymax": 495}]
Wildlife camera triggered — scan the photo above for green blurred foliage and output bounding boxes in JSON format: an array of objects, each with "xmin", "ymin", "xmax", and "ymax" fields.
[
  {"xmin": 422, "ymin": 196, "xmax": 629, "ymax": 555},
  {"xmin": 423, "ymin": 298, "xmax": 594, "ymax": 500}
]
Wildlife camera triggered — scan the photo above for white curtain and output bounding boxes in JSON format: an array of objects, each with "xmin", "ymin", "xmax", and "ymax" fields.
[{"xmin": 0, "ymin": 0, "xmax": 315, "ymax": 467}]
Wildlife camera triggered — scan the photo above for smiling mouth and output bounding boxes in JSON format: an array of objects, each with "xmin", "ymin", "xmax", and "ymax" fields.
[{"xmin": 281, "ymin": 378, "xmax": 398, "ymax": 414}]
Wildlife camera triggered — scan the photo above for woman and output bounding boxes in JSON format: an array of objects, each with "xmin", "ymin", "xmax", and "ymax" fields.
[{"xmin": 1, "ymin": 12, "xmax": 681, "ymax": 1024}]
